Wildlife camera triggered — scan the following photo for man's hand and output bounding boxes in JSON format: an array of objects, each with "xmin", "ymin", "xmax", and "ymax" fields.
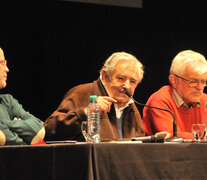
[
  {"xmin": 155, "ymin": 131, "xmax": 171, "ymax": 139},
  {"xmin": 13, "ymin": 117, "xmax": 22, "ymax": 120},
  {"xmin": 97, "ymin": 96, "xmax": 117, "ymax": 113},
  {"xmin": 84, "ymin": 96, "xmax": 117, "ymax": 115}
]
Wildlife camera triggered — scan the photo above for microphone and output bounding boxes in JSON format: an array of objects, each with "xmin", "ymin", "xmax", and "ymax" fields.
[
  {"xmin": 132, "ymin": 134, "xmax": 165, "ymax": 143},
  {"xmin": 124, "ymin": 89, "xmax": 183, "ymax": 142}
]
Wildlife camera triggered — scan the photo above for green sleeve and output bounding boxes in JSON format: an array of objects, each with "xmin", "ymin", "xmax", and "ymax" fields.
[
  {"xmin": 0, "ymin": 122, "xmax": 27, "ymax": 145},
  {"xmin": 1, "ymin": 94, "xmax": 45, "ymax": 145}
]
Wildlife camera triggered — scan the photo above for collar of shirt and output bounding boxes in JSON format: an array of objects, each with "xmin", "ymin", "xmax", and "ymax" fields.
[
  {"xmin": 114, "ymin": 100, "xmax": 133, "ymax": 118},
  {"xmin": 172, "ymin": 88, "xmax": 200, "ymax": 109}
]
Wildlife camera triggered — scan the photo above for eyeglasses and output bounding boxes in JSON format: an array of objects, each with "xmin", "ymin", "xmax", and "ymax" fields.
[
  {"xmin": 174, "ymin": 74, "xmax": 207, "ymax": 87},
  {"xmin": 0, "ymin": 60, "xmax": 7, "ymax": 66}
]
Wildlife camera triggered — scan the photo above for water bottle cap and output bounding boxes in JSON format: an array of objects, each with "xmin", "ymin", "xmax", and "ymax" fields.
[{"xmin": 90, "ymin": 95, "xmax": 97, "ymax": 102}]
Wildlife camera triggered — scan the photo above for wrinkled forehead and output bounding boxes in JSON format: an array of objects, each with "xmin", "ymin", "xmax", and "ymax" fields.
[
  {"xmin": 0, "ymin": 48, "xmax": 5, "ymax": 60},
  {"xmin": 116, "ymin": 59, "xmax": 138, "ymax": 69},
  {"xmin": 114, "ymin": 60, "xmax": 139, "ymax": 78}
]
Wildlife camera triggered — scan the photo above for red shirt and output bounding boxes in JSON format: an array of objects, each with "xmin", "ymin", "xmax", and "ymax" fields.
[{"xmin": 143, "ymin": 85, "xmax": 207, "ymax": 140}]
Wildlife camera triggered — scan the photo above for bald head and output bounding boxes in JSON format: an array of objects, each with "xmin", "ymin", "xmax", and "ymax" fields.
[{"xmin": 0, "ymin": 48, "xmax": 5, "ymax": 60}]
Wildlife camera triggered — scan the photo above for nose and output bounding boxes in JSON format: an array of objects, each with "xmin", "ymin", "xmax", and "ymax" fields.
[
  {"xmin": 195, "ymin": 81, "xmax": 203, "ymax": 90},
  {"xmin": 5, "ymin": 65, "xmax": 9, "ymax": 72},
  {"xmin": 123, "ymin": 79, "xmax": 130, "ymax": 89}
]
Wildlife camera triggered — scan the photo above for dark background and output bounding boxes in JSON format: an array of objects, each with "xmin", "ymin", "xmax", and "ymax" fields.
[{"xmin": 0, "ymin": 0, "xmax": 207, "ymax": 121}]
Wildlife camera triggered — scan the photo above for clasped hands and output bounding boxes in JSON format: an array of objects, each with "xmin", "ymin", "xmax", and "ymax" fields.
[{"xmin": 13, "ymin": 117, "xmax": 22, "ymax": 120}]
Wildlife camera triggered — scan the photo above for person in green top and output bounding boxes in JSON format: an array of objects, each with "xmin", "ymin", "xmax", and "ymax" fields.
[{"xmin": 0, "ymin": 47, "xmax": 45, "ymax": 145}]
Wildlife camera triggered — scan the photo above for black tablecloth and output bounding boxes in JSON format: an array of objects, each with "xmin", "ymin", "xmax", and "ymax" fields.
[
  {"xmin": 1, "ymin": 142, "xmax": 207, "ymax": 180},
  {"xmin": 93, "ymin": 143, "xmax": 207, "ymax": 180},
  {"xmin": 0, "ymin": 143, "xmax": 93, "ymax": 180}
]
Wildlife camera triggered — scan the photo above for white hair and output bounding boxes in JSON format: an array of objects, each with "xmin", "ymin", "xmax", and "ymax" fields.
[
  {"xmin": 100, "ymin": 52, "xmax": 144, "ymax": 83},
  {"xmin": 170, "ymin": 50, "xmax": 207, "ymax": 76}
]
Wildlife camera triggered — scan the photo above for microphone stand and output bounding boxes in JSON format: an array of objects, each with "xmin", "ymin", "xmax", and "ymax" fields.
[{"xmin": 124, "ymin": 90, "xmax": 183, "ymax": 142}]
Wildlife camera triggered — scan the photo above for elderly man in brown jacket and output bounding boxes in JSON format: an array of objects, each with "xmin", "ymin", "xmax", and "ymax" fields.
[{"xmin": 44, "ymin": 52, "xmax": 145, "ymax": 141}]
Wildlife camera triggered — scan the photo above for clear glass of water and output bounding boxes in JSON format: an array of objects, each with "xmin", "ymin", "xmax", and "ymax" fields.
[
  {"xmin": 192, "ymin": 124, "xmax": 206, "ymax": 142},
  {"xmin": 81, "ymin": 121, "xmax": 88, "ymax": 142}
]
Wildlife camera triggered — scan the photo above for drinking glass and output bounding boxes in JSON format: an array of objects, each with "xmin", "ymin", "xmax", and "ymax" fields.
[
  {"xmin": 81, "ymin": 121, "xmax": 88, "ymax": 141},
  {"xmin": 192, "ymin": 124, "xmax": 206, "ymax": 142}
]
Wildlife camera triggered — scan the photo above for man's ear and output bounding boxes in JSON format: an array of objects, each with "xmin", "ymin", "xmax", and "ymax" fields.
[
  {"xmin": 169, "ymin": 75, "xmax": 177, "ymax": 88},
  {"xmin": 101, "ymin": 70, "xmax": 109, "ymax": 83}
]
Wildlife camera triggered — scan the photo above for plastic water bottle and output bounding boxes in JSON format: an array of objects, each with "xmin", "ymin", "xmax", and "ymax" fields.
[
  {"xmin": 87, "ymin": 95, "xmax": 100, "ymax": 143},
  {"xmin": 204, "ymin": 102, "xmax": 207, "ymax": 142}
]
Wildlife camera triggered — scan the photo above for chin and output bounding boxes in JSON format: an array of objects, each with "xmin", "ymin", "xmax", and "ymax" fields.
[
  {"xmin": 190, "ymin": 98, "xmax": 201, "ymax": 104},
  {"xmin": 116, "ymin": 97, "xmax": 129, "ymax": 104},
  {"xmin": 0, "ymin": 82, "xmax": 6, "ymax": 89}
]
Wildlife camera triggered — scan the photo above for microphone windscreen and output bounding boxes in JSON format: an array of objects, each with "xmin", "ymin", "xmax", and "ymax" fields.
[
  {"xmin": 154, "ymin": 134, "xmax": 165, "ymax": 143},
  {"xmin": 131, "ymin": 135, "xmax": 165, "ymax": 143}
]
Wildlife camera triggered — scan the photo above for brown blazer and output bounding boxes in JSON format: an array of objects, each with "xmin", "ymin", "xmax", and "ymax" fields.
[{"xmin": 44, "ymin": 78, "xmax": 145, "ymax": 141}]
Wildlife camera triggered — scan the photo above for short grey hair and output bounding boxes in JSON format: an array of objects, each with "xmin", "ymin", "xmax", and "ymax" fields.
[
  {"xmin": 170, "ymin": 50, "xmax": 207, "ymax": 76},
  {"xmin": 100, "ymin": 52, "xmax": 144, "ymax": 83}
]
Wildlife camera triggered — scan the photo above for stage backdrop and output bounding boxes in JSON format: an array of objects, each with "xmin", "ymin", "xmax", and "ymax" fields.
[{"xmin": 0, "ymin": 0, "xmax": 207, "ymax": 122}]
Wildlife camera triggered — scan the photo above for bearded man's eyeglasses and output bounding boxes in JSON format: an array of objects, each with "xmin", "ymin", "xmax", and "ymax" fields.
[{"xmin": 174, "ymin": 74, "xmax": 207, "ymax": 87}]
